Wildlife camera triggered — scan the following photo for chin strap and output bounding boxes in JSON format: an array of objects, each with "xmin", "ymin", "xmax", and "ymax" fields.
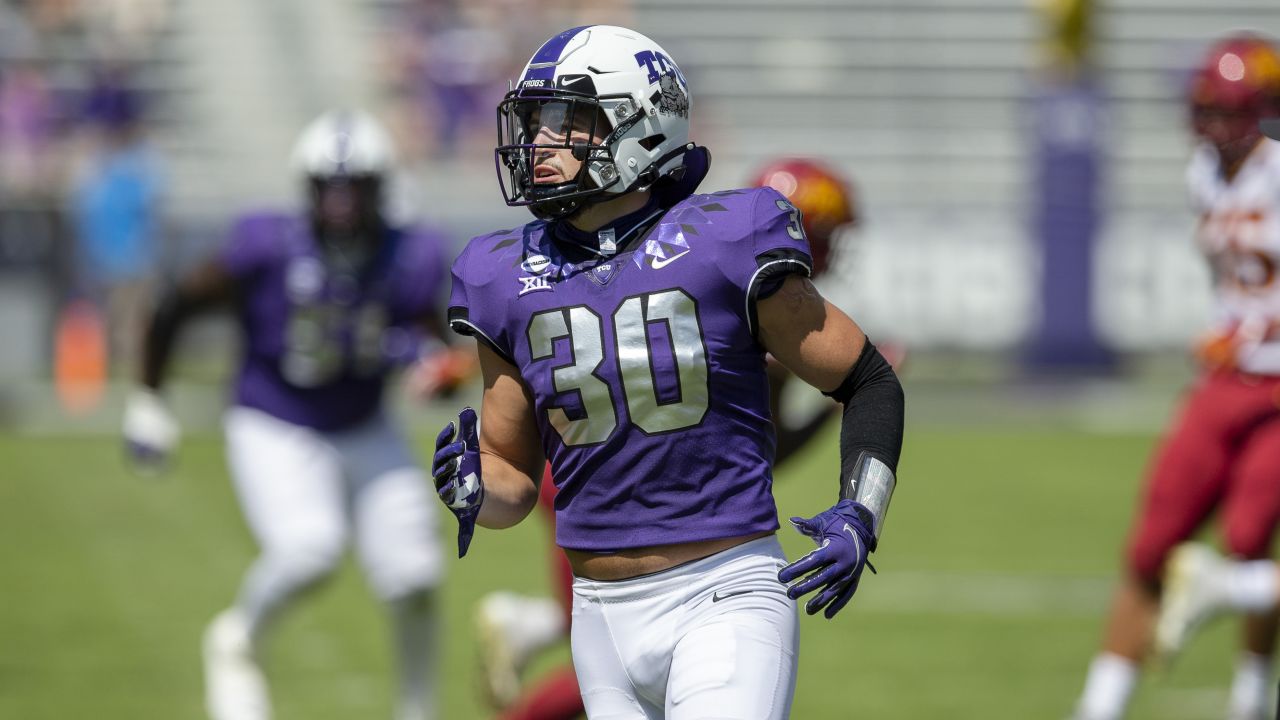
[
  {"xmin": 530, "ymin": 192, "xmax": 588, "ymax": 220},
  {"xmin": 630, "ymin": 143, "xmax": 695, "ymax": 191}
]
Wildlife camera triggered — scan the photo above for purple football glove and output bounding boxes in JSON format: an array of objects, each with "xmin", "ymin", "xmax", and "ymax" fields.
[
  {"xmin": 432, "ymin": 407, "xmax": 484, "ymax": 558},
  {"xmin": 778, "ymin": 499, "xmax": 878, "ymax": 619},
  {"xmin": 122, "ymin": 389, "xmax": 180, "ymax": 476}
]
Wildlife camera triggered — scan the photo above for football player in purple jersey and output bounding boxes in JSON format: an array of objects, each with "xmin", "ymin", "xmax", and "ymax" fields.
[
  {"xmin": 432, "ymin": 26, "xmax": 905, "ymax": 719},
  {"xmin": 122, "ymin": 111, "xmax": 461, "ymax": 720},
  {"xmin": 472, "ymin": 156, "xmax": 894, "ymax": 720},
  {"xmin": 471, "ymin": 158, "xmax": 880, "ymax": 717}
]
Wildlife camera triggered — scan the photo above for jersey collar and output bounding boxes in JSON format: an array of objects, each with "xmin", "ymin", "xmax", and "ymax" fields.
[{"xmin": 551, "ymin": 195, "xmax": 664, "ymax": 260}]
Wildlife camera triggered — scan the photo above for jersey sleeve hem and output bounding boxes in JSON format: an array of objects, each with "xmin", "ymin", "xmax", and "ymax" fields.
[
  {"xmin": 745, "ymin": 248, "xmax": 813, "ymax": 338},
  {"xmin": 448, "ymin": 306, "xmax": 516, "ymax": 365}
]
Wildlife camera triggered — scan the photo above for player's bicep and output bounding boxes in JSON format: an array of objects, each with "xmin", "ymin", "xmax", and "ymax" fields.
[
  {"xmin": 476, "ymin": 341, "xmax": 545, "ymax": 485},
  {"xmin": 757, "ymin": 274, "xmax": 865, "ymax": 393}
]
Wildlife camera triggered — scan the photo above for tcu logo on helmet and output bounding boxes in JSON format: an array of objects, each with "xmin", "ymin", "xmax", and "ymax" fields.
[
  {"xmin": 634, "ymin": 50, "xmax": 687, "ymax": 89},
  {"xmin": 657, "ymin": 75, "xmax": 689, "ymax": 118},
  {"xmin": 635, "ymin": 50, "xmax": 689, "ymax": 118}
]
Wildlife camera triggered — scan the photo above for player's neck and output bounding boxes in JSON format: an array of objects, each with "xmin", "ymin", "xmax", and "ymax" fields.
[
  {"xmin": 1219, "ymin": 136, "xmax": 1265, "ymax": 182},
  {"xmin": 567, "ymin": 191, "xmax": 653, "ymax": 232}
]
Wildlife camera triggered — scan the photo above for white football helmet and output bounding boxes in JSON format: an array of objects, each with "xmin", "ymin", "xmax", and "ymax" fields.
[
  {"xmin": 290, "ymin": 110, "xmax": 395, "ymax": 261},
  {"xmin": 291, "ymin": 110, "xmax": 394, "ymax": 179},
  {"xmin": 496, "ymin": 25, "xmax": 695, "ymax": 219}
]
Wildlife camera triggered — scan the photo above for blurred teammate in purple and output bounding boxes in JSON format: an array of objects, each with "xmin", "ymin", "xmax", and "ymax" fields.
[
  {"xmin": 431, "ymin": 25, "xmax": 905, "ymax": 719},
  {"xmin": 123, "ymin": 111, "xmax": 463, "ymax": 720}
]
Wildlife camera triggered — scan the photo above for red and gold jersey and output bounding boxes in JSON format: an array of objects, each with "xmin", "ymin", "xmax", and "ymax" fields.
[{"xmin": 1188, "ymin": 139, "xmax": 1280, "ymax": 374}]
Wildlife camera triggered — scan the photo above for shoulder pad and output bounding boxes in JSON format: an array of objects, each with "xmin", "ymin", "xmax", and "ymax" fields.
[
  {"xmin": 221, "ymin": 211, "xmax": 307, "ymax": 276},
  {"xmin": 231, "ymin": 210, "xmax": 299, "ymax": 242},
  {"xmin": 453, "ymin": 221, "xmax": 550, "ymax": 289}
]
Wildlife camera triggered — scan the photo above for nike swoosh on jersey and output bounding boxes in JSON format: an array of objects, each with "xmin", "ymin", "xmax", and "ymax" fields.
[
  {"xmin": 650, "ymin": 250, "xmax": 691, "ymax": 269},
  {"xmin": 711, "ymin": 589, "xmax": 753, "ymax": 602}
]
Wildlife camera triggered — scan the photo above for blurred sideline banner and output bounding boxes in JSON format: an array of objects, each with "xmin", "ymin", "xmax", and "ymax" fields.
[
  {"xmin": 1023, "ymin": 0, "xmax": 1115, "ymax": 371},
  {"xmin": 822, "ymin": 209, "xmax": 1209, "ymax": 354}
]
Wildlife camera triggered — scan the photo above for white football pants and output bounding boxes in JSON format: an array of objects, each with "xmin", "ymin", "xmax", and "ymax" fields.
[
  {"xmin": 223, "ymin": 406, "xmax": 443, "ymax": 626},
  {"xmin": 570, "ymin": 535, "xmax": 798, "ymax": 720}
]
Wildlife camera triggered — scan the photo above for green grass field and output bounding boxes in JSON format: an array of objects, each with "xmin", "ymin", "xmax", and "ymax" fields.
[{"xmin": 0, "ymin": 423, "xmax": 1250, "ymax": 719}]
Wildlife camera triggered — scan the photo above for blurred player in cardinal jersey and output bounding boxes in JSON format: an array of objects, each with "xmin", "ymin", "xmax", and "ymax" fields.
[
  {"xmin": 123, "ymin": 110, "xmax": 468, "ymax": 720},
  {"xmin": 1151, "ymin": 41, "xmax": 1280, "ymax": 705},
  {"xmin": 433, "ymin": 25, "xmax": 904, "ymax": 720},
  {"xmin": 1071, "ymin": 33, "xmax": 1280, "ymax": 720},
  {"xmin": 472, "ymin": 157, "xmax": 873, "ymax": 720}
]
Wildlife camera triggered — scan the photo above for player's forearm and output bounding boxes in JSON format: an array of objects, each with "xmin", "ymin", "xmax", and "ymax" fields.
[
  {"xmin": 476, "ymin": 453, "xmax": 540, "ymax": 529},
  {"xmin": 139, "ymin": 290, "xmax": 191, "ymax": 390},
  {"xmin": 139, "ymin": 261, "xmax": 233, "ymax": 389},
  {"xmin": 824, "ymin": 341, "xmax": 904, "ymax": 540}
]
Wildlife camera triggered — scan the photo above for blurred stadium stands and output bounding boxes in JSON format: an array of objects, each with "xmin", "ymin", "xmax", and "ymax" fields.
[
  {"xmin": 632, "ymin": 0, "xmax": 1279, "ymax": 353},
  {"xmin": 3, "ymin": 0, "xmax": 1280, "ymax": 430}
]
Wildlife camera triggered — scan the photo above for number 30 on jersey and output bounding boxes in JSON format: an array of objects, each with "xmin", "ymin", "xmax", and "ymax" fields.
[{"xmin": 526, "ymin": 289, "xmax": 709, "ymax": 446}]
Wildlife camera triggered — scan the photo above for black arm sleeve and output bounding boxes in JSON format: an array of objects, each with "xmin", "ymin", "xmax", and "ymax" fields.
[
  {"xmin": 822, "ymin": 341, "xmax": 905, "ymax": 494},
  {"xmin": 141, "ymin": 288, "xmax": 201, "ymax": 389},
  {"xmin": 140, "ymin": 264, "xmax": 233, "ymax": 389}
]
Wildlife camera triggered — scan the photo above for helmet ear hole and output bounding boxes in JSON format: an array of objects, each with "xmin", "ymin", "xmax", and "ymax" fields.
[{"xmin": 639, "ymin": 134, "xmax": 666, "ymax": 151}]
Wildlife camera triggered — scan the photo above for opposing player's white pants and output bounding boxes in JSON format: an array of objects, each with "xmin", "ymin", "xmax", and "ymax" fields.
[
  {"xmin": 223, "ymin": 406, "xmax": 443, "ymax": 612},
  {"xmin": 570, "ymin": 535, "xmax": 798, "ymax": 720}
]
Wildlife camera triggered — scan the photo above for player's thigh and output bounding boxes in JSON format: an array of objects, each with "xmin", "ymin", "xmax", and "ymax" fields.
[
  {"xmin": 1126, "ymin": 383, "xmax": 1234, "ymax": 576},
  {"xmin": 340, "ymin": 416, "xmax": 443, "ymax": 597},
  {"xmin": 569, "ymin": 590, "xmax": 665, "ymax": 720},
  {"xmin": 1221, "ymin": 416, "xmax": 1280, "ymax": 558},
  {"xmin": 223, "ymin": 406, "xmax": 347, "ymax": 554},
  {"xmin": 666, "ymin": 586, "xmax": 797, "ymax": 720}
]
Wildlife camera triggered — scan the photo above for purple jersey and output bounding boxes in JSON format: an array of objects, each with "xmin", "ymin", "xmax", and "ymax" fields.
[
  {"xmin": 449, "ymin": 187, "xmax": 812, "ymax": 551},
  {"xmin": 220, "ymin": 212, "xmax": 448, "ymax": 431}
]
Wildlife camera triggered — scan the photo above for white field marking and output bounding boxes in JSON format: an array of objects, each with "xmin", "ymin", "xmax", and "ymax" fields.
[
  {"xmin": 853, "ymin": 571, "xmax": 1113, "ymax": 617},
  {"xmin": 1146, "ymin": 686, "xmax": 1234, "ymax": 720}
]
